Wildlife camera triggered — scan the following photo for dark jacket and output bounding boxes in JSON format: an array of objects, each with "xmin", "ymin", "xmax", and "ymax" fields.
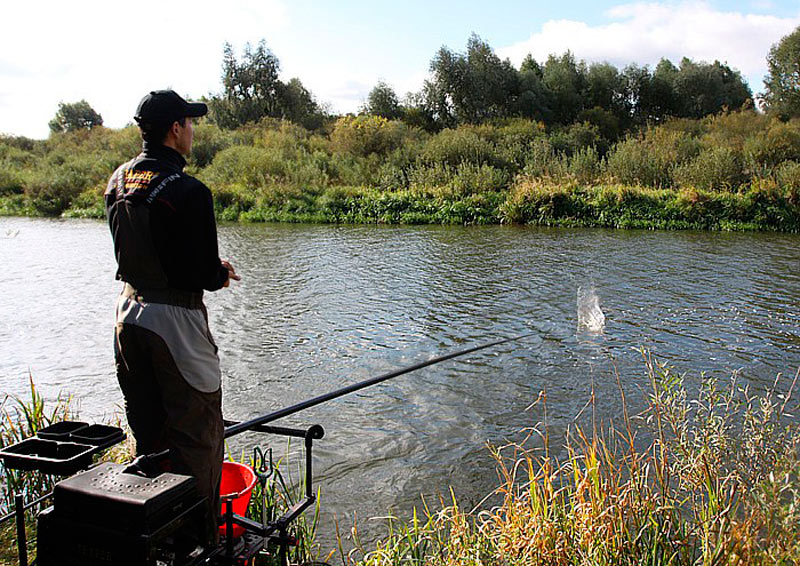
[{"xmin": 105, "ymin": 143, "xmax": 229, "ymax": 293}]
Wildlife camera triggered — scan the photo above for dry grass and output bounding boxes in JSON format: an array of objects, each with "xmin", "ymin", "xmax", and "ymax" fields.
[{"xmin": 341, "ymin": 352, "xmax": 800, "ymax": 565}]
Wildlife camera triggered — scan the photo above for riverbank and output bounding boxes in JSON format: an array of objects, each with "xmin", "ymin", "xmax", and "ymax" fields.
[
  {"xmin": 2, "ymin": 112, "xmax": 800, "ymax": 232},
  {"xmin": 3, "ymin": 182, "xmax": 792, "ymax": 232},
  {"xmin": 343, "ymin": 356, "xmax": 800, "ymax": 566}
]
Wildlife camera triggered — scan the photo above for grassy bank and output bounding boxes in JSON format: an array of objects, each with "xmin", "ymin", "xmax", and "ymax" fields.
[
  {"xmin": 2, "ymin": 111, "xmax": 800, "ymax": 231},
  {"xmin": 342, "ymin": 354, "xmax": 800, "ymax": 565}
]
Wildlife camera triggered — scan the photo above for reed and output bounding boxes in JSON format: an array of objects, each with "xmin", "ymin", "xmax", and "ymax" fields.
[{"xmin": 341, "ymin": 353, "xmax": 800, "ymax": 565}]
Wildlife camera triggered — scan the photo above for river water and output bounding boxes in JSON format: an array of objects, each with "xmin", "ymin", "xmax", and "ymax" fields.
[{"xmin": 1, "ymin": 217, "xmax": 798, "ymax": 549}]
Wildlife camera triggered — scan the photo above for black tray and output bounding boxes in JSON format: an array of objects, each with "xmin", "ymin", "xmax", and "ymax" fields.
[
  {"xmin": 37, "ymin": 421, "xmax": 89, "ymax": 441},
  {"xmin": 0, "ymin": 438, "xmax": 95, "ymax": 475},
  {"xmin": 71, "ymin": 424, "xmax": 125, "ymax": 449}
]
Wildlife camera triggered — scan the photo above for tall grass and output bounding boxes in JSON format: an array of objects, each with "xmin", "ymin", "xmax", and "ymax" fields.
[{"xmin": 340, "ymin": 354, "xmax": 800, "ymax": 565}]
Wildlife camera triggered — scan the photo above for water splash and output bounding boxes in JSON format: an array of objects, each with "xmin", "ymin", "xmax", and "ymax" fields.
[{"xmin": 577, "ymin": 285, "xmax": 605, "ymax": 333}]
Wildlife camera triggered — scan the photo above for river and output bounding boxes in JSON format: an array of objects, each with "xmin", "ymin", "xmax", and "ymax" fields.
[{"xmin": 1, "ymin": 217, "xmax": 798, "ymax": 550}]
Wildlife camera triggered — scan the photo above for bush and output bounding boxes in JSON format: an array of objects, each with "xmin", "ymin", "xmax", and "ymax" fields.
[
  {"xmin": 448, "ymin": 162, "xmax": 510, "ymax": 195},
  {"xmin": 774, "ymin": 160, "xmax": 800, "ymax": 204},
  {"xmin": 673, "ymin": 146, "xmax": 747, "ymax": 191},
  {"xmin": 420, "ymin": 126, "xmax": 503, "ymax": 168},
  {"xmin": 200, "ymin": 145, "xmax": 288, "ymax": 192},
  {"xmin": 702, "ymin": 110, "xmax": 769, "ymax": 151},
  {"xmin": 330, "ymin": 115, "xmax": 410, "ymax": 157},
  {"xmin": 606, "ymin": 127, "xmax": 700, "ymax": 188},
  {"xmin": 521, "ymin": 138, "xmax": 568, "ymax": 180},
  {"xmin": 500, "ymin": 177, "xmax": 584, "ymax": 224},
  {"xmin": 0, "ymin": 168, "xmax": 25, "ymax": 196},
  {"xmin": 549, "ymin": 121, "xmax": 604, "ymax": 156},
  {"xmin": 743, "ymin": 118, "xmax": 800, "ymax": 169},
  {"xmin": 568, "ymin": 146, "xmax": 602, "ymax": 185},
  {"xmin": 24, "ymin": 153, "xmax": 109, "ymax": 215},
  {"xmin": 190, "ymin": 122, "xmax": 235, "ymax": 168}
]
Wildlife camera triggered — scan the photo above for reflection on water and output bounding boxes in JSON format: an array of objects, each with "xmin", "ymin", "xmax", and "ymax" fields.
[{"xmin": 1, "ymin": 218, "xmax": 799, "ymax": 548}]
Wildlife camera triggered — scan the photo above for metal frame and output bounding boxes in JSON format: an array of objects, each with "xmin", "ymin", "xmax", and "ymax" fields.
[{"xmin": 212, "ymin": 421, "xmax": 325, "ymax": 566}]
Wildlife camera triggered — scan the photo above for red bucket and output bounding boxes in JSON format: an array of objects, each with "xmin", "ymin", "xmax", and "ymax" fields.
[{"xmin": 219, "ymin": 461, "xmax": 257, "ymax": 538}]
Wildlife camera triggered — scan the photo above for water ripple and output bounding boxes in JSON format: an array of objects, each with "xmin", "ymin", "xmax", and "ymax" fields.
[{"xmin": 1, "ymin": 219, "xmax": 798, "ymax": 547}]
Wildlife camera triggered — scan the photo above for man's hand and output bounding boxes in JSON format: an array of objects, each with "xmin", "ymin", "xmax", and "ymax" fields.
[{"xmin": 221, "ymin": 260, "xmax": 240, "ymax": 288}]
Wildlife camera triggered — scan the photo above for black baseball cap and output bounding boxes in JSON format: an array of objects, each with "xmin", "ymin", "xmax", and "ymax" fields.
[{"xmin": 134, "ymin": 90, "xmax": 207, "ymax": 127}]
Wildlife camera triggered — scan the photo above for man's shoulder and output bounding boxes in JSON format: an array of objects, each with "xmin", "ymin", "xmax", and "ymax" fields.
[
  {"xmin": 174, "ymin": 172, "xmax": 210, "ymax": 194},
  {"xmin": 162, "ymin": 173, "xmax": 213, "ymax": 211}
]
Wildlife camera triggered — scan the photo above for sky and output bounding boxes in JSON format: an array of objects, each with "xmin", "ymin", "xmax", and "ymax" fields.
[{"xmin": 1, "ymin": 0, "xmax": 799, "ymax": 139}]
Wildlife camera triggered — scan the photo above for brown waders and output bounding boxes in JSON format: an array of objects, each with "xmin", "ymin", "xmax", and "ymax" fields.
[{"xmin": 114, "ymin": 286, "xmax": 224, "ymax": 545}]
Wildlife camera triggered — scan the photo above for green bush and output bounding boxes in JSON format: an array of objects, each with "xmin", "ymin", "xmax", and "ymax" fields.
[
  {"xmin": 673, "ymin": 146, "xmax": 747, "ymax": 191},
  {"xmin": 568, "ymin": 146, "xmax": 602, "ymax": 185},
  {"xmin": 190, "ymin": 122, "xmax": 236, "ymax": 168},
  {"xmin": 24, "ymin": 153, "xmax": 109, "ymax": 215},
  {"xmin": 420, "ymin": 126, "xmax": 503, "ymax": 168},
  {"xmin": 448, "ymin": 162, "xmax": 510, "ymax": 195},
  {"xmin": 743, "ymin": 118, "xmax": 800, "ymax": 169},
  {"xmin": 606, "ymin": 127, "xmax": 700, "ymax": 188},
  {"xmin": 549, "ymin": 121, "xmax": 604, "ymax": 156},
  {"xmin": 521, "ymin": 138, "xmax": 568, "ymax": 180},
  {"xmin": 0, "ymin": 168, "xmax": 25, "ymax": 196},
  {"xmin": 701, "ymin": 110, "xmax": 769, "ymax": 151},
  {"xmin": 200, "ymin": 145, "xmax": 288, "ymax": 191},
  {"xmin": 330, "ymin": 115, "xmax": 410, "ymax": 157},
  {"xmin": 775, "ymin": 160, "xmax": 800, "ymax": 203}
]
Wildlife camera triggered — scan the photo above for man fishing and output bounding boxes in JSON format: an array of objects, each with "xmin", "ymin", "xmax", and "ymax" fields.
[{"xmin": 105, "ymin": 89, "xmax": 240, "ymax": 543}]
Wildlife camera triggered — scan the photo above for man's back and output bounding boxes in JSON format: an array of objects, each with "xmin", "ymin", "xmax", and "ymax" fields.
[{"xmin": 106, "ymin": 142, "xmax": 228, "ymax": 293}]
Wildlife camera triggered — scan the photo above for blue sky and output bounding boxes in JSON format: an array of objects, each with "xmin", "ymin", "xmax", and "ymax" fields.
[{"xmin": 2, "ymin": 0, "xmax": 798, "ymax": 138}]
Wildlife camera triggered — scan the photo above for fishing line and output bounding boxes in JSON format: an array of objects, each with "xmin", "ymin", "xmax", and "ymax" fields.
[{"xmin": 224, "ymin": 330, "xmax": 540, "ymax": 438}]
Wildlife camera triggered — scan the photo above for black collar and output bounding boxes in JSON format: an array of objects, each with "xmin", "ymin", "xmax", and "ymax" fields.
[{"xmin": 141, "ymin": 142, "xmax": 187, "ymax": 171}]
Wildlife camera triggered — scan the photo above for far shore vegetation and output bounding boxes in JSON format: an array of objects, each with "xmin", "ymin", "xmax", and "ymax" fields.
[{"xmin": 3, "ymin": 30, "xmax": 800, "ymax": 231}]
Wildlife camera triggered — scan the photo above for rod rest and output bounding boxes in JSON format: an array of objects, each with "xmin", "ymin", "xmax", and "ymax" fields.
[{"xmin": 223, "ymin": 420, "xmax": 325, "ymax": 440}]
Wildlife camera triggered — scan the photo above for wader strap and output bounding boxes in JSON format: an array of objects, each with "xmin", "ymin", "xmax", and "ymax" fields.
[{"xmin": 122, "ymin": 283, "xmax": 204, "ymax": 309}]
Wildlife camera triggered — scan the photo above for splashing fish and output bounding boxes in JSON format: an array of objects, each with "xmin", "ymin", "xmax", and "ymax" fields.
[{"xmin": 577, "ymin": 285, "xmax": 605, "ymax": 333}]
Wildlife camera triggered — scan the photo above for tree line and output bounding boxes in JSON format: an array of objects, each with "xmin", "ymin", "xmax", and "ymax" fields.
[{"xmin": 48, "ymin": 26, "xmax": 800, "ymax": 138}]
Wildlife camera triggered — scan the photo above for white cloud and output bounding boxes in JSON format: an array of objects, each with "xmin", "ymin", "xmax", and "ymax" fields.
[
  {"xmin": 496, "ymin": 1, "xmax": 800, "ymax": 93},
  {"xmin": 1, "ymin": 0, "xmax": 288, "ymax": 138}
]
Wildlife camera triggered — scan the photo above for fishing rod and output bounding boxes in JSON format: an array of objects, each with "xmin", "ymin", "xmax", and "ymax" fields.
[{"xmin": 224, "ymin": 331, "xmax": 539, "ymax": 439}]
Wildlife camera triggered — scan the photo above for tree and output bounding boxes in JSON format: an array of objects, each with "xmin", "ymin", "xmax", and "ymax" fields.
[
  {"xmin": 277, "ymin": 78, "xmax": 323, "ymax": 129},
  {"xmin": 585, "ymin": 62, "xmax": 622, "ymax": 111},
  {"xmin": 673, "ymin": 58, "xmax": 751, "ymax": 118},
  {"xmin": 208, "ymin": 40, "xmax": 282, "ymax": 128},
  {"xmin": 425, "ymin": 34, "xmax": 519, "ymax": 126},
  {"xmin": 515, "ymin": 54, "xmax": 553, "ymax": 123},
  {"xmin": 542, "ymin": 51, "xmax": 587, "ymax": 124},
  {"xmin": 48, "ymin": 100, "xmax": 103, "ymax": 133},
  {"xmin": 762, "ymin": 25, "xmax": 800, "ymax": 118},
  {"xmin": 642, "ymin": 59, "xmax": 680, "ymax": 121},
  {"xmin": 363, "ymin": 81, "xmax": 402, "ymax": 120}
]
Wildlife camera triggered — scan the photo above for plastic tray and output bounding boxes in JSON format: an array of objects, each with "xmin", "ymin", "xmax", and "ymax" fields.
[
  {"xmin": 71, "ymin": 424, "xmax": 125, "ymax": 449},
  {"xmin": 37, "ymin": 421, "xmax": 89, "ymax": 441},
  {"xmin": 0, "ymin": 438, "xmax": 95, "ymax": 475}
]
